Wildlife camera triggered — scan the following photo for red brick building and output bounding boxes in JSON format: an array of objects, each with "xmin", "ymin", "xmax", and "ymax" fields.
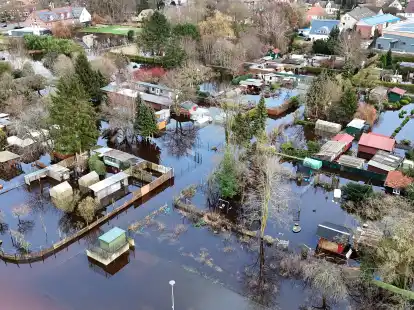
[{"xmin": 23, "ymin": 6, "xmax": 91, "ymax": 29}]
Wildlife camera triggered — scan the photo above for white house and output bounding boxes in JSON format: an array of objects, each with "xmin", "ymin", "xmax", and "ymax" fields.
[
  {"xmin": 75, "ymin": 7, "xmax": 92, "ymax": 24},
  {"xmin": 324, "ymin": 1, "xmax": 340, "ymax": 15},
  {"xmin": 340, "ymin": 6, "xmax": 378, "ymax": 29}
]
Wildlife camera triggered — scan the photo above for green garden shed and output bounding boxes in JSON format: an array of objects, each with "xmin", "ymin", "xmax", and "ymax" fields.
[
  {"xmin": 388, "ymin": 87, "xmax": 406, "ymax": 103},
  {"xmin": 303, "ymin": 157, "xmax": 322, "ymax": 170},
  {"xmin": 345, "ymin": 118, "xmax": 366, "ymax": 136},
  {"xmin": 99, "ymin": 227, "xmax": 127, "ymax": 252}
]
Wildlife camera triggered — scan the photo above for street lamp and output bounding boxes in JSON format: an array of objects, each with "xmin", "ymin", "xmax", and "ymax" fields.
[{"xmin": 169, "ymin": 280, "xmax": 175, "ymax": 310}]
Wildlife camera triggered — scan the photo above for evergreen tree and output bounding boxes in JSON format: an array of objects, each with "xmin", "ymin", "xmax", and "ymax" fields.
[
  {"xmin": 138, "ymin": 11, "xmax": 171, "ymax": 55},
  {"xmin": 254, "ymin": 96, "xmax": 268, "ymax": 134},
  {"xmin": 74, "ymin": 53, "xmax": 107, "ymax": 104},
  {"xmin": 232, "ymin": 112, "xmax": 254, "ymax": 146},
  {"xmin": 329, "ymin": 85, "xmax": 358, "ymax": 123},
  {"xmin": 49, "ymin": 76, "xmax": 99, "ymax": 155},
  {"xmin": 386, "ymin": 48, "xmax": 393, "ymax": 67},
  {"xmin": 336, "ymin": 10, "xmax": 341, "ymax": 20},
  {"xmin": 134, "ymin": 95, "xmax": 158, "ymax": 139}
]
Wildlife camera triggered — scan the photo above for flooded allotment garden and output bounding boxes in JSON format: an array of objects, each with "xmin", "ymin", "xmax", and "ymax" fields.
[{"xmin": 0, "ymin": 84, "xmax": 412, "ymax": 310}]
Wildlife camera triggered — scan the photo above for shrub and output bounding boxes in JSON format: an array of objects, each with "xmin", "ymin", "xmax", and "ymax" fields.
[
  {"xmin": 399, "ymin": 110, "xmax": 407, "ymax": 118},
  {"xmin": 270, "ymin": 83, "xmax": 280, "ymax": 91},
  {"xmin": 400, "ymin": 139, "xmax": 411, "ymax": 146},
  {"xmin": 23, "ymin": 34, "xmax": 82, "ymax": 55},
  {"xmin": 127, "ymin": 30, "xmax": 134, "ymax": 42},
  {"xmin": 400, "ymin": 99, "xmax": 410, "ymax": 106},
  {"xmin": 376, "ymin": 81, "xmax": 414, "ymax": 93},
  {"xmin": 88, "ymin": 154, "xmax": 106, "ymax": 176},
  {"xmin": 294, "ymin": 119, "xmax": 315, "ymax": 126},
  {"xmin": 307, "ymin": 140, "xmax": 320, "ymax": 154},
  {"xmin": 407, "ymin": 149, "xmax": 414, "ymax": 160},
  {"xmin": 411, "ymin": 109, "xmax": 414, "ymax": 116},
  {"xmin": 342, "ymin": 182, "xmax": 374, "ymax": 203},
  {"xmin": 232, "ymin": 74, "xmax": 253, "ymax": 85},
  {"xmin": 0, "ymin": 61, "xmax": 12, "ymax": 75}
]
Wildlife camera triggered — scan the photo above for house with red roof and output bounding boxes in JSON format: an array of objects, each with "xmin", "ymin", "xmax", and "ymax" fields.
[
  {"xmin": 384, "ymin": 170, "xmax": 413, "ymax": 195},
  {"xmin": 306, "ymin": 6, "xmax": 327, "ymax": 22},
  {"xmin": 358, "ymin": 132, "xmax": 395, "ymax": 158}
]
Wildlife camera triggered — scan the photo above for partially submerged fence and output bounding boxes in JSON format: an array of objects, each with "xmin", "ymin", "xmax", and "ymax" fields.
[{"xmin": 0, "ymin": 168, "xmax": 174, "ymax": 264}]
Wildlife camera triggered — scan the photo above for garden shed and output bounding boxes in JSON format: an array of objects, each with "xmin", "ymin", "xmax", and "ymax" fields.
[
  {"xmin": 47, "ymin": 164, "xmax": 70, "ymax": 182},
  {"xmin": 369, "ymin": 86, "xmax": 388, "ymax": 104},
  {"xmin": 367, "ymin": 150, "xmax": 404, "ymax": 174},
  {"xmin": 50, "ymin": 181, "xmax": 73, "ymax": 200},
  {"xmin": 102, "ymin": 149, "xmax": 143, "ymax": 170},
  {"xmin": 388, "ymin": 87, "xmax": 406, "ymax": 102},
  {"xmin": 99, "ymin": 227, "xmax": 127, "ymax": 252},
  {"xmin": 303, "ymin": 157, "xmax": 322, "ymax": 170},
  {"xmin": 402, "ymin": 159, "xmax": 414, "ymax": 170},
  {"xmin": 316, "ymin": 222, "xmax": 352, "ymax": 255},
  {"xmin": 337, "ymin": 155, "xmax": 365, "ymax": 169},
  {"xmin": 0, "ymin": 151, "xmax": 20, "ymax": 168},
  {"xmin": 346, "ymin": 118, "xmax": 366, "ymax": 136},
  {"xmin": 332, "ymin": 133, "xmax": 354, "ymax": 152},
  {"xmin": 78, "ymin": 171, "xmax": 99, "ymax": 189},
  {"xmin": 358, "ymin": 133, "xmax": 395, "ymax": 157},
  {"xmin": 315, "ymin": 120, "xmax": 342, "ymax": 136},
  {"xmin": 314, "ymin": 141, "xmax": 347, "ymax": 162},
  {"xmin": 89, "ymin": 171, "xmax": 129, "ymax": 201}
]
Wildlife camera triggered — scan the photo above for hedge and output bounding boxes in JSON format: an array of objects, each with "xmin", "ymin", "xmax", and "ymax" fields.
[
  {"xmin": 127, "ymin": 54, "xmax": 164, "ymax": 66},
  {"xmin": 377, "ymin": 81, "xmax": 414, "ymax": 93},
  {"xmin": 300, "ymin": 66, "xmax": 343, "ymax": 75},
  {"xmin": 391, "ymin": 116, "xmax": 411, "ymax": 138},
  {"xmin": 232, "ymin": 74, "xmax": 253, "ymax": 85}
]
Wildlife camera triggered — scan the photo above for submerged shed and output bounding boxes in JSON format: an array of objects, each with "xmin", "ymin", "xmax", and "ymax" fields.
[
  {"xmin": 89, "ymin": 171, "xmax": 129, "ymax": 201},
  {"xmin": 346, "ymin": 118, "xmax": 366, "ymax": 136},
  {"xmin": 315, "ymin": 120, "xmax": 342, "ymax": 135},
  {"xmin": 47, "ymin": 164, "xmax": 70, "ymax": 182},
  {"xmin": 50, "ymin": 181, "xmax": 73, "ymax": 200},
  {"xmin": 337, "ymin": 155, "xmax": 365, "ymax": 169},
  {"xmin": 314, "ymin": 141, "xmax": 347, "ymax": 162},
  {"xmin": 303, "ymin": 157, "xmax": 322, "ymax": 170},
  {"xmin": 78, "ymin": 171, "xmax": 100, "ymax": 188},
  {"xmin": 316, "ymin": 222, "xmax": 352, "ymax": 255},
  {"xmin": 0, "ymin": 151, "xmax": 20, "ymax": 165}
]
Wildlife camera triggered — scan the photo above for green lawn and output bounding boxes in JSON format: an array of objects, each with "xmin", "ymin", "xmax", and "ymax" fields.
[{"xmin": 80, "ymin": 25, "xmax": 141, "ymax": 35}]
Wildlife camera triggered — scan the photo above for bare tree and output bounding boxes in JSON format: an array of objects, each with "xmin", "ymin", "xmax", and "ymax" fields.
[
  {"xmin": 239, "ymin": 28, "xmax": 266, "ymax": 61},
  {"xmin": 53, "ymin": 192, "xmax": 81, "ymax": 214},
  {"xmin": 254, "ymin": 3, "xmax": 293, "ymax": 53},
  {"xmin": 302, "ymin": 259, "xmax": 349, "ymax": 309},
  {"xmin": 245, "ymin": 155, "xmax": 293, "ymax": 237},
  {"xmin": 165, "ymin": 0, "xmax": 207, "ymax": 25},
  {"xmin": 90, "ymin": 57, "xmax": 117, "ymax": 81},
  {"xmin": 52, "ymin": 54, "xmax": 75, "ymax": 77},
  {"xmin": 199, "ymin": 11, "xmax": 235, "ymax": 38},
  {"xmin": 10, "ymin": 229, "xmax": 31, "ymax": 253},
  {"xmin": 78, "ymin": 197, "xmax": 99, "ymax": 225},
  {"xmin": 336, "ymin": 31, "xmax": 365, "ymax": 69},
  {"xmin": 210, "ymin": 39, "xmax": 246, "ymax": 74},
  {"xmin": 162, "ymin": 61, "xmax": 214, "ymax": 112},
  {"xmin": 51, "ymin": 21, "xmax": 75, "ymax": 38},
  {"xmin": 102, "ymin": 92, "xmax": 137, "ymax": 145},
  {"xmin": 12, "ymin": 204, "xmax": 30, "ymax": 223}
]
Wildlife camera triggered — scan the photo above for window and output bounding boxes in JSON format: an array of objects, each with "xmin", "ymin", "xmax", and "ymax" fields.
[
  {"xmin": 378, "ymin": 44, "xmax": 383, "ymax": 49},
  {"xmin": 393, "ymin": 188, "xmax": 401, "ymax": 195}
]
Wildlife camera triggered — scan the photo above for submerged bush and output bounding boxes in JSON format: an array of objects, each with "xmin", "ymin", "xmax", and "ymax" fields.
[{"xmin": 342, "ymin": 182, "xmax": 374, "ymax": 203}]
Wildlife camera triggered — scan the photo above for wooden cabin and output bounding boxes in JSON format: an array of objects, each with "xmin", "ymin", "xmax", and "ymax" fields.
[{"xmin": 316, "ymin": 222, "xmax": 352, "ymax": 257}]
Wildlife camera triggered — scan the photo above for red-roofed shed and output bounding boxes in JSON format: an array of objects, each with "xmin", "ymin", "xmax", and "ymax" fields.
[
  {"xmin": 358, "ymin": 133, "xmax": 395, "ymax": 157},
  {"xmin": 388, "ymin": 87, "xmax": 407, "ymax": 102},
  {"xmin": 332, "ymin": 133, "xmax": 354, "ymax": 152},
  {"xmin": 385, "ymin": 170, "xmax": 413, "ymax": 195}
]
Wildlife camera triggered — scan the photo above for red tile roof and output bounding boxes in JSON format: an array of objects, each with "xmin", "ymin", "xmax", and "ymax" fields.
[
  {"xmin": 385, "ymin": 170, "xmax": 413, "ymax": 189},
  {"xmin": 389, "ymin": 87, "xmax": 406, "ymax": 96},
  {"xmin": 358, "ymin": 133, "xmax": 395, "ymax": 152},
  {"xmin": 333, "ymin": 133, "xmax": 354, "ymax": 145}
]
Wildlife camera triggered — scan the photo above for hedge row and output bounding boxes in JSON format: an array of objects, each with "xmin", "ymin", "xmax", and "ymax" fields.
[
  {"xmin": 376, "ymin": 81, "xmax": 414, "ymax": 93},
  {"xmin": 126, "ymin": 54, "xmax": 165, "ymax": 66},
  {"xmin": 391, "ymin": 116, "xmax": 411, "ymax": 138}
]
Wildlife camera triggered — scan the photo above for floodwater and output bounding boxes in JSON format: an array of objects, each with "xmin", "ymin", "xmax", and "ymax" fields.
[{"xmin": 0, "ymin": 106, "xmax": 365, "ymax": 310}]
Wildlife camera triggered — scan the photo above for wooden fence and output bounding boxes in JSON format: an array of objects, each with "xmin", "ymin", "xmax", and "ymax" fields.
[{"xmin": 0, "ymin": 168, "xmax": 174, "ymax": 264}]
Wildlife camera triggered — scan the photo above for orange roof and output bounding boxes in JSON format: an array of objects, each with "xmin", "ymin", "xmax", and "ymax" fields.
[
  {"xmin": 358, "ymin": 133, "xmax": 395, "ymax": 152},
  {"xmin": 385, "ymin": 170, "xmax": 413, "ymax": 189},
  {"xmin": 389, "ymin": 87, "xmax": 406, "ymax": 96},
  {"xmin": 307, "ymin": 6, "xmax": 326, "ymax": 17}
]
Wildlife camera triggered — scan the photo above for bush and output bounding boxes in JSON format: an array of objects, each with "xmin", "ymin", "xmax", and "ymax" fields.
[
  {"xmin": 270, "ymin": 83, "xmax": 280, "ymax": 91},
  {"xmin": 307, "ymin": 140, "xmax": 320, "ymax": 154},
  {"xmin": 342, "ymin": 182, "xmax": 374, "ymax": 203},
  {"xmin": 289, "ymin": 96, "xmax": 300, "ymax": 108},
  {"xmin": 23, "ymin": 34, "xmax": 82, "ymax": 55},
  {"xmin": 376, "ymin": 81, "xmax": 414, "ymax": 93},
  {"xmin": 294, "ymin": 119, "xmax": 315, "ymax": 126},
  {"xmin": 11, "ymin": 69, "xmax": 23, "ymax": 79},
  {"xmin": 127, "ymin": 30, "xmax": 134, "ymax": 42},
  {"xmin": 0, "ymin": 61, "xmax": 12, "ymax": 75},
  {"xmin": 88, "ymin": 154, "xmax": 106, "ymax": 176},
  {"xmin": 232, "ymin": 74, "xmax": 253, "ymax": 85},
  {"xmin": 399, "ymin": 110, "xmax": 407, "ymax": 118},
  {"xmin": 400, "ymin": 99, "xmax": 410, "ymax": 106},
  {"xmin": 411, "ymin": 109, "xmax": 414, "ymax": 116},
  {"xmin": 406, "ymin": 149, "xmax": 414, "ymax": 160},
  {"xmin": 400, "ymin": 139, "xmax": 411, "ymax": 146}
]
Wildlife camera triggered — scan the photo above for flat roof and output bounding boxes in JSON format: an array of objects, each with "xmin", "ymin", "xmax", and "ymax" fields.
[
  {"xmin": 333, "ymin": 133, "xmax": 354, "ymax": 145},
  {"xmin": 357, "ymin": 14, "xmax": 400, "ymax": 26},
  {"xmin": 99, "ymin": 227, "xmax": 126, "ymax": 244},
  {"xmin": 347, "ymin": 118, "xmax": 366, "ymax": 130},
  {"xmin": 338, "ymin": 155, "xmax": 365, "ymax": 169},
  {"xmin": 89, "ymin": 171, "xmax": 129, "ymax": 193},
  {"xmin": 135, "ymin": 81, "xmax": 172, "ymax": 92},
  {"xmin": 0, "ymin": 150, "xmax": 20, "ymax": 163},
  {"xmin": 104, "ymin": 149, "xmax": 138, "ymax": 162},
  {"xmin": 316, "ymin": 222, "xmax": 351, "ymax": 242}
]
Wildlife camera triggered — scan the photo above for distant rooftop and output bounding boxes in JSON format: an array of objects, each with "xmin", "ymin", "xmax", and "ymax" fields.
[
  {"xmin": 309, "ymin": 19, "xmax": 340, "ymax": 35},
  {"xmin": 357, "ymin": 14, "xmax": 400, "ymax": 26}
]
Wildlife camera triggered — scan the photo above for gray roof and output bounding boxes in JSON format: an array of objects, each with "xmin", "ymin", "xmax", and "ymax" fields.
[
  {"xmin": 0, "ymin": 150, "xmax": 20, "ymax": 163},
  {"xmin": 316, "ymin": 222, "xmax": 352, "ymax": 243},
  {"xmin": 348, "ymin": 6, "xmax": 377, "ymax": 20},
  {"xmin": 338, "ymin": 155, "xmax": 365, "ymax": 169},
  {"xmin": 368, "ymin": 150, "xmax": 403, "ymax": 171},
  {"xmin": 347, "ymin": 118, "xmax": 366, "ymax": 130},
  {"xmin": 314, "ymin": 140, "xmax": 347, "ymax": 162},
  {"xmin": 34, "ymin": 7, "xmax": 85, "ymax": 23},
  {"xmin": 89, "ymin": 171, "xmax": 129, "ymax": 193},
  {"xmin": 135, "ymin": 81, "xmax": 172, "ymax": 92},
  {"xmin": 104, "ymin": 149, "xmax": 140, "ymax": 163}
]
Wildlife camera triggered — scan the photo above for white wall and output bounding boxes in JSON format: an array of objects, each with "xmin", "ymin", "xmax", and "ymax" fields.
[
  {"xmin": 79, "ymin": 8, "xmax": 92, "ymax": 23},
  {"xmin": 309, "ymin": 34, "xmax": 330, "ymax": 41},
  {"xmin": 340, "ymin": 13, "xmax": 357, "ymax": 29}
]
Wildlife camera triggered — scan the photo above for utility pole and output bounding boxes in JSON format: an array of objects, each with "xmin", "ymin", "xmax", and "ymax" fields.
[{"xmin": 169, "ymin": 280, "xmax": 175, "ymax": 310}]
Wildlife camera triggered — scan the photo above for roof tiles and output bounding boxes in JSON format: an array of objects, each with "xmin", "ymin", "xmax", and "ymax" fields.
[
  {"xmin": 385, "ymin": 170, "xmax": 413, "ymax": 188},
  {"xmin": 358, "ymin": 133, "xmax": 395, "ymax": 152}
]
